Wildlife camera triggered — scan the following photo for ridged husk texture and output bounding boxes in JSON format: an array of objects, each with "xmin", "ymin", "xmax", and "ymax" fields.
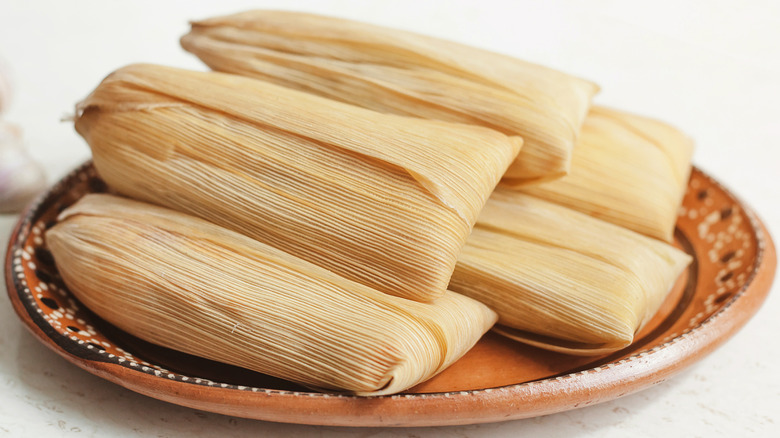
[
  {"xmin": 74, "ymin": 64, "xmax": 521, "ymax": 302},
  {"xmin": 518, "ymin": 106, "xmax": 694, "ymax": 241},
  {"xmin": 46, "ymin": 194, "xmax": 497, "ymax": 396},
  {"xmin": 454, "ymin": 189, "xmax": 692, "ymax": 354},
  {"xmin": 180, "ymin": 10, "xmax": 598, "ymax": 183}
]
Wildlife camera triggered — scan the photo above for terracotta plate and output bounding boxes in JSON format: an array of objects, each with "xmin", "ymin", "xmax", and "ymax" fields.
[{"xmin": 4, "ymin": 162, "xmax": 776, "ymax": 427}]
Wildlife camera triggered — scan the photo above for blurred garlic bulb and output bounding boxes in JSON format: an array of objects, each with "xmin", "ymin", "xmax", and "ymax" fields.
[{"xmin": 0, "ymin": 123, "xmax": 47, "ymax": 213}]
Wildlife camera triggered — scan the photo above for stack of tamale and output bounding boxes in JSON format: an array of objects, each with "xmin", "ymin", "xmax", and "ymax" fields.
[{"xmin": 47, "ymin": 10, "xmax": 694, "ymax": 395}]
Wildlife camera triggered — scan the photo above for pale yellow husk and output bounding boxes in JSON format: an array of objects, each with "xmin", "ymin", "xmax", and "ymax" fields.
[
  {"xmin": 517, "ymin": 106, "xmax": 694, "ymax": 242},
  {"xmin": 180, "ymin": 10, "xmax": 598, "ymax": 183},
  {"xmin": 46, "ymin": 194, "xmax": 497, "ymax": 396},
  {"xmin": 74, "ymin": 64, "xmax": 521, "ymax": 302},
  {"xmin": 453, "ymin": 190, "xmax": 692, "ymax": 354}
]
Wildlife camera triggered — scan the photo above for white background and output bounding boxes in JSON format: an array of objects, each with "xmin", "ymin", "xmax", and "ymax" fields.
[{"xmin": 1, "ymin": 0, "xmax": 778, "ymax": 436}]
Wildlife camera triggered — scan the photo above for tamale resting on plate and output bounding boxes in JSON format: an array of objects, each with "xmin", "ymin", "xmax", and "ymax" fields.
[
  {"xmin": 46, "ymin": 194, "xmax": 497, "ymax": 396},
  {"xmin": 452, "ymin": 190, "xmax": 692, "ymax": 354},
  {"xmin": 73, "ymin": 64, "xmax": 521, "ymax": 302},
  {"xmin": 518, "ymin": 106, "xmax": 695, "ymax": 242},
  {"xmin": 180, "ymin": 10, "xmax": 599, "ymax": 183}
]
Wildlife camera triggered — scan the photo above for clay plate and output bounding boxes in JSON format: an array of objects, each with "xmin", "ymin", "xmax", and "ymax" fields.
[{"xmin": 4, "ymin": 162, "xmax": 776, "ymax": 427}]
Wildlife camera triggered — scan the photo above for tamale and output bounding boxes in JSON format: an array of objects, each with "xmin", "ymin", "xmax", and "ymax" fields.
[
  {"xmin": 518, "ymin": 106, "xmax": 694, "ymax": 242},
  {"xmin": 73, "ymin": 64, "xmax": 521, "ymax": 302},
  {"xmin": 180, "ymin": 10, "xmax": 599, "ymax": 183},
  {"xmin": 46, "ymin": 194, "xmax": 497, "ymax": 396},
  {"xmin": 452, "ymin": 189, "xmax": 692, "ymax": 354}
]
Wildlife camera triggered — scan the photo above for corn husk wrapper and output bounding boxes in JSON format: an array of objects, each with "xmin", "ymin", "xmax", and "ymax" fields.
[
  {"xmin": 180, "ymin": 10, "xmax": 599, "ymax": 183},
  {"xmin": 46, "ymin": 194, "xmax": 497, "ymax": 396},
  {"xmin": 517, "ymin": 106, "xmax": 694, "ymax": 242},
  {"xmin": 453, "ymin": 190, "xmax": 692, "ymax": 354},
  {"xmin": 74, "ymin": 64, "xmax": 521, "ymax": 302}
]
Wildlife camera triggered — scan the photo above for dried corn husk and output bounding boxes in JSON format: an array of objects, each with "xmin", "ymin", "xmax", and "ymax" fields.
[
  {"xmin": 46, "ymin": 194, "xmax": 497, "ymax": 396},
  {"xmin": 517, "ymin": 106, "xmax": 694, "ymax": 241},
  {"xmin": 452, "ymin": 190, "xmax": 692, "ymax": 354},
  {"xmin": 74, "ymin": 64, "xmax": 521, "ymax": 302},
  {"xmin": 180, "ymin": 10, "xmax": 598, "ymax": 183}
]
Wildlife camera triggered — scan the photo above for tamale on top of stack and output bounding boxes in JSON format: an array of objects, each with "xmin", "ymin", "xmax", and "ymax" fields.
[
  {"xmin": 47, "ymin": 194, "xmax": 497, "ymax": 396},
  {"xmin": 180, "ymin": 9, "xmax": 599, "ymax": 183},
  {"xmin": 518, "ymin": 106, "xmax": 694, "ymax": 242},
  {"xmin": 452, "ymin": 189, "xmax": 692, "ymax": 355},
  {"xmin": 74, "ymin": 63, "xmax": 521, "ymax": 303},
  {"xmin": 178, "ymin": 10, "xmax": 695, "ymax": 242}
]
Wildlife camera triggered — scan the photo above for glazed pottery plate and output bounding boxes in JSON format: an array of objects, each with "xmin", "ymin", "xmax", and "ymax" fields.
[{"xmin": 4, "ymin": 162, "xmax": 776, "ymax": 427}]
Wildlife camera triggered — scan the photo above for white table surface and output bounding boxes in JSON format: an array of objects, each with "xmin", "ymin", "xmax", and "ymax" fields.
[{"xmin": 1, "ymin": 1, "xmax": 778, "ymax": 436}]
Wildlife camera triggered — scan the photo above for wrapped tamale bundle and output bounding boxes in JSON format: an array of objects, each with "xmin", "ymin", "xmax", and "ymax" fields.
[
  {"xmin": 74, "ymin": 64, "xmax": 521, "ymax": 302},
  {"xmin": 518, "ymin": 106, "xmax": 694, "ymax": 242},
  {"xmin": 452, "ymin": 189, "xmax": 692, "ymax": 354},
  {"xmin": 180, "ymin": 10, "xmax": 599, "ymax": 183},
  {"xmin": 46, "ymin": 194, "xmax": 497, "ymax": 396}
]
